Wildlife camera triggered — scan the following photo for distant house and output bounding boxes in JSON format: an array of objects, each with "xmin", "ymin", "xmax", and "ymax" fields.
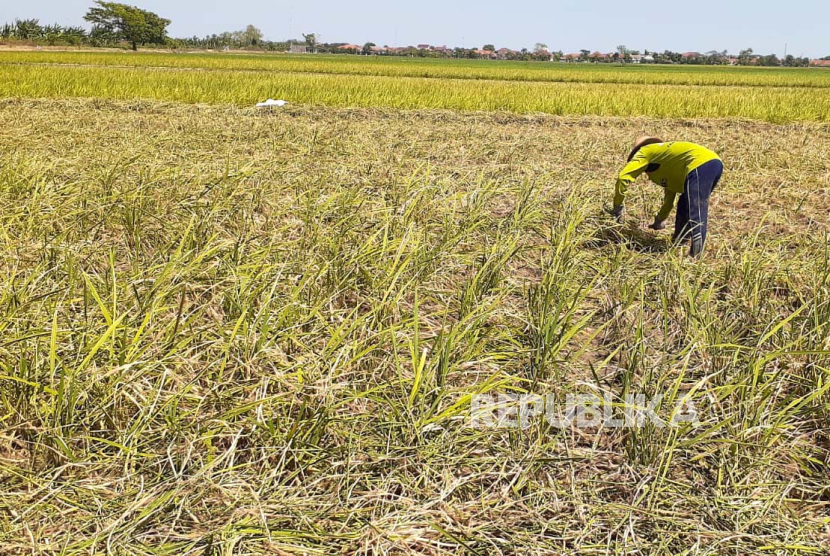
[
  {"xmin": 474, "ymin": 49, "xmax": 497, "ymax": 59},
  {"xmin": 417, "ymin": 44, "xmax": 431, "ymax": 50},
  {"xmin": 370, "ymin": 45, "xmax": 387, "ymax": 54},
  {"xmin": 563, "ymin": 53, "xmax": 582, "ymax": 62},
  {"xmin": 589, "ymin": 51, "xmax": 607, "ymax": 62},
  {"xmin": 810, "ymin": 59, "xmax": 830, "ymax": 67},
  {"xmin": 338, "ymin": 44, "xmax": 361, "ymax": 52},
  {"xmin": 496, "ymin": 47, "xmax": 516, "ymax": 59},
  {"xmin": 631, "ymin": 54, "xmax": 654, "ymax": 64},
  {"xmin": 681, "ymin": 52, "xmax": 700, "ymax": 60},
  {"xmin": 289, "ymin": 45, "xmax": 308, "ymax": 54}
]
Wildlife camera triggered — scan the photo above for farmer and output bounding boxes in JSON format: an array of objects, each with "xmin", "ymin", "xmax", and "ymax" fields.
[{"xmin": 609, "ymin": 137, "xmax": 723, "ymax": 256}]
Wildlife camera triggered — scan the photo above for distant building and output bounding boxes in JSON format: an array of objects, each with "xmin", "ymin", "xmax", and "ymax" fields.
[
  {"xmin": 417, "ymin": 44, "xmax": 431, "ymax": 50},
  {"xmin": 810, "ymin": 59, "xmax": 830, "ymax": 67},
  {"xmin": 289, "ymin": 44, "xmax": 308, "ymax": 54}
]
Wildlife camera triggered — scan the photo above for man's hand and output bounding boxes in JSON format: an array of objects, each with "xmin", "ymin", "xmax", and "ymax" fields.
[
  {"xmin": 648, "ymin": 217, "xmax": 667, "ymax": 230},
  {"xmin": 606, "ymin": 204, "xmax": 625, "ymax": 223}
]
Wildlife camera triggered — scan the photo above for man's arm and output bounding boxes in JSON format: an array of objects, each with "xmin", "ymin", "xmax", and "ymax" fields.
[
  {"xmin": 613, "ymin": 151, "xmax": 650, "ymax": 208},
  {"xmin": 655, "ymin": 191, "xmax": 677, "ymax": 222}
]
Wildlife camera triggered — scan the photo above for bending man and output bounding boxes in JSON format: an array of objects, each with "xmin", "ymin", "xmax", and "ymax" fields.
[{"xmin": 610, "ymin": 137, "xmax": 723, "ymax": 256}]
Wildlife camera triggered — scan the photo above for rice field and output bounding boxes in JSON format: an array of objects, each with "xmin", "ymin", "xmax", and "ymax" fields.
[
  {"xmin": 1, "ymin": 51, "xmax": 830, "ymax": 122},
  {"xmin": 3, "ymin": 50, "xmax": 830, "ymax": 88},
  {"xmin": 0, "ymin": 52, "xmax": 829, "ymax": 555}
]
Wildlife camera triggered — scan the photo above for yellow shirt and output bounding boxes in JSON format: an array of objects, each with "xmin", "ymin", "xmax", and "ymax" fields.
[{"xmin": 613, "ymin": 142, "xmax": 721, "ymax": 221}]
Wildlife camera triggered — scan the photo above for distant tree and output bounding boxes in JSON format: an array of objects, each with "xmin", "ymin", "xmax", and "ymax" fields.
[
  {"xmin": 215, "ymin": 31, "xmax": 231, "ymax": 46},
  {"xmin": 758, "ymin": 54, "xmax": 780, "ymax": 66},
  {"xmin": 738, "ymin": 48, "xmax": 754, "ymax": 65},
  {"xmin": 0, "ymin": 19, "xmax": 88, "ymax": 45},
  {"xmin": 579, "ymin": 49, "xmax": 590, "ymax": 60},
  {"xmin": 534, "ymin": 42, "xmax": 548, "ymax": 53},
  {"xmin": 242, "ymin": 24, "xmax": 263, "ymax": 46},
  {"xmin": 821, "ymin": 55, "xmax": 830, "ymax": 61},
  {"xmin": 63, "ymin": 25, "xmax": 88, "ymax": 43},
  {"xmin": 704, "ymin": 50, "xmax": 727, "ymax": 65},
  {"xmin": 14, "ymin": 19, "xmax": 43, "ymax": 40},
  {"xmin": 616, "ymin": 44, "xmax": 628, "ymax": 56},
  {"xmin": 227, "ymin": 26, "xmax": 263, "ymax": 47},
  {"xmin": 43, "ymin": 23, "xmax": 64, "ymax": 45},
  {"xmin": 84, "ymin": 1, "xmax": 170, "ymax": 50},
  {"xmin": 302, "ymin": 32, "xmax": 317, "ymax": 53},
  {"xmin": 483, "ymin": 44, "xmax": 495, "ymax": 52},
  {"xmin": 362, "ymin": 42, "xmax": 375, "ymax": 55}
]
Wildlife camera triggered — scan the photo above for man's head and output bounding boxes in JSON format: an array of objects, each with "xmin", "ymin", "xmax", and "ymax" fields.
[{"xmin": 628, "ymin": 136, "xmax": 663, "ymax": 162}]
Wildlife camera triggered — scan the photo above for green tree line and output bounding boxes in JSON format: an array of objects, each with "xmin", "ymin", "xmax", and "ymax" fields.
[{"xmin": 0, "ymin": 1, "xmax": 823, "ymax": 65}]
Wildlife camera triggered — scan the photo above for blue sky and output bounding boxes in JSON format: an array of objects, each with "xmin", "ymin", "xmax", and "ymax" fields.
[{"xmin": 4, "ymin": 0, "xmax": 829, "ymax": 58}]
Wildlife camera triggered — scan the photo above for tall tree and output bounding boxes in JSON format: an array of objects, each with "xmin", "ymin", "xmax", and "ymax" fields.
[
  {"xmin": 84, "ymin": 1, "xmax": 170, "ymax": 50},
  {"xmin": 302, "ymin": 33, "xmax": 317, "ymax": 53},
  {"xmin": 738, "ymin": 48, "xmax": 754, "ymax": 65},
  {"xmin": 14, "ymin": 19, "xmax": 43, "ymax": 40},
  {"xmin": 243, "ymin": 24, "xmax": 263, "ymax": 46},
  {"xmin": 533, "ymin": 42, "xmax": 548, "ymax": 54},
  {"xmin": 482, "ymin": 44, "xmax": 495, "ymax": 52}
]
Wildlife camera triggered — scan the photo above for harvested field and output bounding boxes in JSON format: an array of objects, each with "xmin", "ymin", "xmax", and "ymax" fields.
[{"xmin": 0, "ymin": 96, "xmax": 828, "ymax": 554}]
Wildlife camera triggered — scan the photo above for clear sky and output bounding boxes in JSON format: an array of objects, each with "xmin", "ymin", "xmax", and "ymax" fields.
[{"xmin": 4, "ymin": 0, "xmax": 829, "ymax": 58}]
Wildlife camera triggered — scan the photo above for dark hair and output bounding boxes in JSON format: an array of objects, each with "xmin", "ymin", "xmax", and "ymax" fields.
[{"xmin": 627, "ymin": 137, "xmax": 663, "ymax": 162}]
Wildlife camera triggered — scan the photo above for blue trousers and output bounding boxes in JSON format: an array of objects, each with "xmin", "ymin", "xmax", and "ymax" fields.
[{"xmin": 673, "ymin": 159, "xmax": 723, "ymax": 256}]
